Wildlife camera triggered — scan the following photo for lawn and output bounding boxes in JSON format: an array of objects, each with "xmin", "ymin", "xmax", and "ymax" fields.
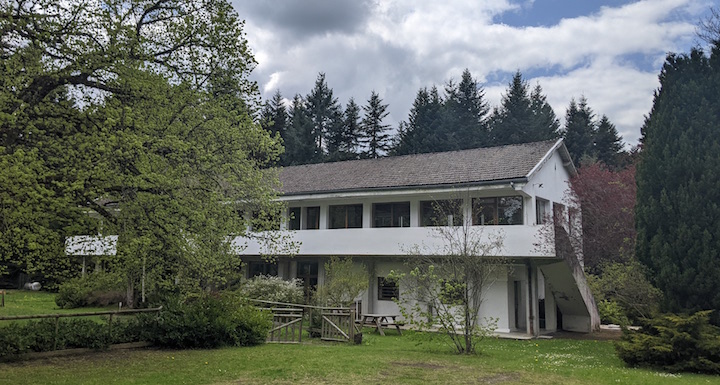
[
  {"xmin": 1, "ymin": 291, "xmax": 719, "ymax": 384},
  {"xmin": 0, "ymin": 290, "xmax": 116, "ymax": 318}
]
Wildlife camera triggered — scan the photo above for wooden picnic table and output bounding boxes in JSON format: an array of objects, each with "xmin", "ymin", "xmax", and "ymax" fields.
[{"xmin": 357, "ymin": 313, "xmax": 402, "ymax": 336}]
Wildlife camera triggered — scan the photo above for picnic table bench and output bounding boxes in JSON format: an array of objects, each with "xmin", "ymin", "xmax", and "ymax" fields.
[{"xmin": 357, "ymin": 313, "xmax": 402, "ymax": 336}]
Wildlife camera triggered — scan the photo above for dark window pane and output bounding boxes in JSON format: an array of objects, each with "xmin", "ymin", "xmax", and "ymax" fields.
[
  {"xmin": 330, "ymin": 204, "xmax": 363, "ymax": 229},
  {"xmin": 289, "ymin": 207, "xmax": 301, "ymax": 230},
  {"xmin": 306, "ymin": 206, "xmax": 320, "ymax": 229},
  {"xmin": 348, "ymin": 205, "xmax": 363, "ymax": 228},
  {"xmin": 378, "ymin": 277, "xmax": 399, "ymax": 300},
  {"xmin": 373, "ymin": 202, "xmax": 410, "ymax": 228},
  {"xmin": 373, "ymin": 203, "xmax": 392, "ymax": 227},
  {"xmin": 473, "ymin": 198, "xmax": 497, "ymax": 225},
  {"xmin": 421, "ymin": 200, "xmax": 463, "ymax": 226},
  {"xmin": 499, "ymin": 196, "xmax": 523, "ymax": 225}
]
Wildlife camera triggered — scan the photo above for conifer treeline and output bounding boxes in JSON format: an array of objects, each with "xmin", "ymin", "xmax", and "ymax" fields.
[{"xmin": 260, "ymin": 69, "xmax": 627, "ymax": 168}]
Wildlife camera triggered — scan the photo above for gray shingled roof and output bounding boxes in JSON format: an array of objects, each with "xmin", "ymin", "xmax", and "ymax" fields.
[{"xmin": 279, "ymin": 140, "xmax": 560, "ymax": 195}]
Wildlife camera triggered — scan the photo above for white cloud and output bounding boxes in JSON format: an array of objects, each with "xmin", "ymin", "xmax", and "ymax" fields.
[{"xmin": 234, "ymin": 0, "xmax": 709, "ymax": 146}]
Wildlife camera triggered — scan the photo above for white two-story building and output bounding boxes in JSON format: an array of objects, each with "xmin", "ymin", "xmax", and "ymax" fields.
[
  {"xmin": 238, "ymin": 139, "xmax": 599, "ymax": 335},
  {"xmin": 67, "ymin": 139, "xmax": 599, "ymax": 335}
]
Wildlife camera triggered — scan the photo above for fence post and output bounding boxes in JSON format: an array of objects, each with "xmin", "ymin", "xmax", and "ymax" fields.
[
  {"xmin": 108, "ymin": 313, "xmax": 114, "ymax": 340},
  {"xmin": 53, "ymin": 316, "xmax": 60, "ymax": 351},
  {"xmin": 1, "ymin": 290, "xmax": 4, "ymax": 307},
  {"xmin": 349, "ymin": 309, "xmax": 355, "ymax": 343}
]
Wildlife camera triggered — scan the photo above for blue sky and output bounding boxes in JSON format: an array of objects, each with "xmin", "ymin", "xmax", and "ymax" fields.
[{"xmin": 232, "ymin": 0, "xmax": 715, "ymax": 147}]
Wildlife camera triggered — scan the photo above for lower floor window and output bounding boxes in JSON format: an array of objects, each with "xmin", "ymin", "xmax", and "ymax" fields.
[
  {"xmin": 378, "ymin": 277, "xmax": 399, "ymax": 300},
  {"xmin": 248, "ymin": 261, "xmax": 278, "ymax": 277}
]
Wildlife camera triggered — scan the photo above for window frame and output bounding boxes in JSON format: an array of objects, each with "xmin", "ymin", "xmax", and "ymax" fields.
[
  {"xmin": 306, "ymin": 206, "xmax": 320, "ymax": 230},
  {"xmin": 372, "ymin": 202, "xmax": 410, "ymax": 228},
  {"xmin": 377, "ymin": 277, "xmax": 399, "ymax": 301},
  {"xmin": 472, "ymin": 196, "xmax": 524, "ymax": 226},
  {"xmin": 420, "ymin": 199, "xmax": 464, "ymax": 226},
  {"xmin": 329, "ymin": 204, "xmax": 363, "ymax": 229}
]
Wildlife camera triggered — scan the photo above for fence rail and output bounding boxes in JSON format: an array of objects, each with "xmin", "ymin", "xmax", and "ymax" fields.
[
  {"xmin": 250, "ymin": 299, "xmax": 358, "ymax": 343},
  {"xmin": 0, "ymin": 307, "xmax": 162, "ymax": 351}
]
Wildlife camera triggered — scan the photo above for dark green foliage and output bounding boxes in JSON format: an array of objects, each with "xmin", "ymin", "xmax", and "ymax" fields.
[
  {"xmin": 562, "ymin": 97, "xmax": 596, "ymax": 165},
  {"xmin": 635, "ymin": 45, "xmax": 720, "ymax": 320},
  {"xmin": 0, "ymin": 317, "xmax": 142, "ymax": 358},
  {"xmin": 284, "ymin": 94, "xmax": 317, "ymax": 165},
  {"xmin": 588, "ymin": 261, "xmax": 662, "ymax": 323},
  {"xmin": 138, "ymin": 293, "xmax": 271, "ymax": 349},
  {"xmin": 326, "ymin": 98, "xmax": 360, "ymax": 161},
  {"xmin": 594, "ymin": 115, "xmax": 624, "ymax": 168},
  {"xmin": 442, "ymin": 69, "xmax": 490, "ymax": 150},
  {"xmin": 490, "ymin": 71, "xmax": 559, "ymax": 146},
  {"xmin": 55, "ymin": 272, "xmax": 125, "ymax": 309},
  {"xmin": 616, "ymin": 311, "xmax": 720, "ymax": 374},
  {"xmin": 360, "ymin": 91, "xmax": 392, "ymax": 158},
  {"xmin": 393, "ymin": 86, "xmax": 445, "ymax": 155},
  {"xmin": 307, "ymin": 73, "xmax": 344, "ymax": 161}
]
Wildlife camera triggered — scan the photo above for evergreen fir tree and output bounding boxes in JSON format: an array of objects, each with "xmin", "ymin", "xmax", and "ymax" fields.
[
  {"xmin": 442, "ymin": 69, "xmax": 490, "ymax": 149},
  {"xmin": 529, "ymin": 84, "xmax": 561, "ymax": 141},
  {"xmin": 305, "ymin": 73, "xmax": 343, "ymax": 161},
  {"xmin": 260, "ymin": 89, "xmax": 288, "ymax": 139},
  {"xmin": 562, "ymin": 96, "xmax": 596, "ymax": 166},
  {"xmin": 392, "ymin": 86, "xmax": 444, "ymax": 155},
  {"xmin": 326, "ymin": 98, "xmax": 361, "ymax": 162},
  {"xmin": 594, "ymin": 115, "xmax": 624, "ymax": 168},
  {"xmin": 360, "ymin": 91, "xmax": 392, "ymax": 158},
  {"xmin": 490, "ymin": 72, "xmax": 560, "ymax": 146},
  {"xmin": 636, "ymin": 44, "xmax": 720, "ymax": 321},
  {"xmin": 283, "ymin": 94, "xmax": 317, "ymax": 165},
  {"xmin": 489, "ymin": 71, "xmax": 535, "ymax": 145}
]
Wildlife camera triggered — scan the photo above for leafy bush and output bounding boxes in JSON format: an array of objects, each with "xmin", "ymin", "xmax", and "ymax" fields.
[
  {"xmin": 597, "ymin": 300, "xmax": 631, "ymax": 326},
  {"xmin": 616, "ymin": 310, "xmax": 720, "ymax": 374},
  {"xmin": 315, "ymin": 256, "xmax": 367, "ymax": 307},
  {"xmin": 588, "ymin": 261, "xmax": 662, "ymax": 323},
  {"xmin": 0, "ymin": 317, "xmax": 142, "ymax": 359},
  {"xmin": 240, "ymin": 275, "xmax": 304, "ymax": 304},
  {"xmin": 138, "ymin": 293, "xmax": 271, "ymax": 349},
  {"xmin": 55, "ymin": 272, "xmax": 125, "ymax": 309}
]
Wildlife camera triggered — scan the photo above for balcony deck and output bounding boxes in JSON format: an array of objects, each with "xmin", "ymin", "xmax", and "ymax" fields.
[{"xmin": 233, "ymin": 225, "xmax": 555, "ymax": 258}]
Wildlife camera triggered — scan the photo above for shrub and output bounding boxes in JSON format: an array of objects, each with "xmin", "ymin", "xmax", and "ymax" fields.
[
  {"xmin": 588, "ymin": 260, "xmax": 662, "ymax": 323},
  {"xmin": 0, "ymin": 316, "xmax": 142, "ymax": 359},
  {"xmin": 56, "ymin": 272, "xmax": 125, "ymax": 309},
  {"xmin": 138, "ymin": 293, "xmax": 271, "ymax": 349},
  {"xmin": 597, "ymin": 300, "xmax": 631, "ymax": 326},
  {"xmin": 616, "ymin": 310, "xmax": 720, "ymax": 374},
  {"xmin": 240, "ymin": 275, "xmax": 304, "ymax": 304}
]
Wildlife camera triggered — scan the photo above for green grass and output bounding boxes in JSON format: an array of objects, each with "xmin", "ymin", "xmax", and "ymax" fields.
[
  {"xmin": 1, "ymin": 333, "xmax": 718, "ymax": 385},
  {"xmin": 2, "ymin": 291, "xmax": 719, "ymax": 384},
  {"xmin": 0, "ymin": 290, "xmax": 116, "ymax": 317}
]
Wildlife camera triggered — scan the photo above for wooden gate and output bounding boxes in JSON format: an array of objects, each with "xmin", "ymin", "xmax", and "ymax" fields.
[
  {"xmin": 321, "ymin": 309, "xmax": 357, "ymax": 342},
  {"xmin": 267, "ymin": 307, "xmax": 304, "ymax": 344}
]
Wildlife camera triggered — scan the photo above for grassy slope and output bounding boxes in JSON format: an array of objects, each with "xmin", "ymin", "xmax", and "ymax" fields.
[
  {"xmin": 1, "ymin": 332, "xmax": 718, "ymax": 384},
  {"xmin": 1, "ymin": 291, "xmax": 718, "ymax": 384}
]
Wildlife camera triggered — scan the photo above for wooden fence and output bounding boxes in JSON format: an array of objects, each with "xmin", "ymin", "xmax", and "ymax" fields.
[
  {"xmin": 0, "ymin": 307, "xmax": 162, "ymax": 351},
  {"xmin": 251, "ymin": 299, "xmax": 359, "ymax": 344}
]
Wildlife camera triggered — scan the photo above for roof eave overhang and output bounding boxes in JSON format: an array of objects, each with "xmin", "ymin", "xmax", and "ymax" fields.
[
  {"xmin": 526, "ymin": 139, "xmax": 577, "ymax": 179},
  {"xmin": 278, "ymin": 177, "xmax": 529, "ymax": 201}
]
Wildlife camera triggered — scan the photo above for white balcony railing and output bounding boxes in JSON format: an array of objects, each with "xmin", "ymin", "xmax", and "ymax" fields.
[{"xmin": 233, "ymin": 225, "xmax": 555, "ymax": 258}]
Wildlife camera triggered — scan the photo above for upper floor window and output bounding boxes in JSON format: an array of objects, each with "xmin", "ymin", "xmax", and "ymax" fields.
[
  {"xmin": 329, "ymin": 204, "xmax": 363, "ymax": 229},
  {"xmin": 306, "ymin": 206, "xmax": 320, "ymax": 230},
  {"xmin": 373, "ymin": 202, "xmax": 410, "ymax": 227},
  {"xmin": 420, "ymin": 199, "xmax": 464, "ymax": 226},
  {"xmin": 536, "ymin": 198, "xmax": 549, "ymax": 225},
  {"xmin": 288, "ymin": 207, "xmax": 301, "ymax": 230},
  {"xmin": 472, "ymin": 196, "xmax": 523, "ymax": 225}
]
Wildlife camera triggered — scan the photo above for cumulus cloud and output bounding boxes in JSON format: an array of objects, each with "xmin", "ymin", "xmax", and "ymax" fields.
[{"xmin": 233, "ymin": 0, "xmax": 709, "ymax": 146}]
